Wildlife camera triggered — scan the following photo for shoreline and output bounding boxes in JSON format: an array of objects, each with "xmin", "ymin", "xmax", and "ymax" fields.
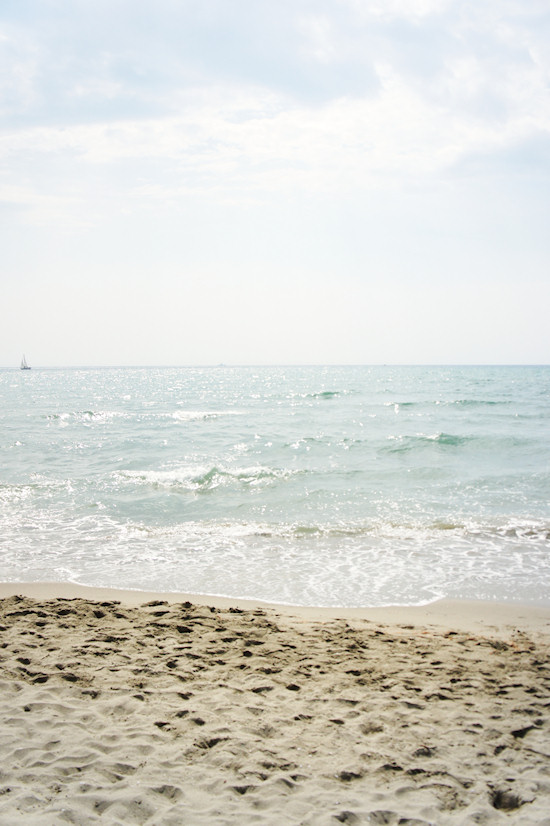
[{"xmin": 1, "ymin": 580, "xmax": 549, "ymax": 637}]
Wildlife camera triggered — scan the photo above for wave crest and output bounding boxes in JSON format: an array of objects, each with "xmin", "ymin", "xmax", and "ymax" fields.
[
  {"xmin": 383, "ymin": 432, "xmax": 469, "ymax": 453},
  {"xmin": 116, "ymin": 464, "xmax": 299, "ymax": 492}
]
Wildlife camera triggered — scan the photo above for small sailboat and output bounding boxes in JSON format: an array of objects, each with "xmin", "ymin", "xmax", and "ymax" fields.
[{"xmin": 20, "ymin": 354, "xmax": 31, "ymax": 370}]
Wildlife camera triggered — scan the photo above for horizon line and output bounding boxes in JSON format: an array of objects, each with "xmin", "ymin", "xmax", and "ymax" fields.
[{"xmin": 3, "ymin": 362, "xmax": 549, "ymax": 369}]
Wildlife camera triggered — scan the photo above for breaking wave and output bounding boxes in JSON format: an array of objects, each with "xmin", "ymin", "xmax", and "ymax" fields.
[{"xmin": 116, "ymin": 465, "xmax": 300, "ymax": 492}]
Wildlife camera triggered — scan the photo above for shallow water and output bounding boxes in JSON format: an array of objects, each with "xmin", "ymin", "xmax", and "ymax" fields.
[{"xmin": 1, "ymin": 365, "xmax": 549, "ymax": 606}]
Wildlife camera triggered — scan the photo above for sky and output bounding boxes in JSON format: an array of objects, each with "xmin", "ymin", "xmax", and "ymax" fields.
[{"xmin": 1, "ymin": 0, "xmax": 549, "ymax": 366}]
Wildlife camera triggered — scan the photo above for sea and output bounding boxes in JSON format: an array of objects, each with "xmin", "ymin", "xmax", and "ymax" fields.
[{"xmin": 1, "ymin": 365, "xmax": 549, "ymax": 607}]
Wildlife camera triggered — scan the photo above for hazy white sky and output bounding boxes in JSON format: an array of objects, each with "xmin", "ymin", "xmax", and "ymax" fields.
[{"xmin": 1, "ymin": 0, "xmax": 549, "ymax": 366}]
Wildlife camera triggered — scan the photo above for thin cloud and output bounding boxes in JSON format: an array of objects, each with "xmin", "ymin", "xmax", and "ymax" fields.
[{"xmin": 1, "ymin": 51, "xmax": 547, "ymax": 226}]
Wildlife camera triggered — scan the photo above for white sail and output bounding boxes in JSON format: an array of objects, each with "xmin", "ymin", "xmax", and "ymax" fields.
[{"xmin": 20, "ymin": 354, "xmax": 31, "ymax": 370}]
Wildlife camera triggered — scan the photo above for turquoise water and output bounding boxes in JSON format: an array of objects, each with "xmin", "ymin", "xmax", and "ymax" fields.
[{"xmin": 1, "ymin": 365, "xmax": 549, "ymax": 606}]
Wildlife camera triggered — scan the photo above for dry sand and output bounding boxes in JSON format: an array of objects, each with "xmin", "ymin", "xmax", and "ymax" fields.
[{"xmin": 0, "ymin": 584, "xmax": 549, "ymax": 825}]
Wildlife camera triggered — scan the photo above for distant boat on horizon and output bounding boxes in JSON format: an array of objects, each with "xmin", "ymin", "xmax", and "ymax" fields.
[{"xmin": 20, "ymin": 355, "xmax": 31, "ymax": 370}]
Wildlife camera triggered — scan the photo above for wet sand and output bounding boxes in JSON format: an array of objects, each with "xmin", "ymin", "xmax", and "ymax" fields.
[{"xmin": 1, "ymin": 583, "xmax": 549, "ymax": 824}]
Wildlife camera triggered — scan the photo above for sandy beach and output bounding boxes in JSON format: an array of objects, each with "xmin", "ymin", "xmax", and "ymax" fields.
[{"xmin": 1, "ymin": 584, "xmax": 549, "ymax": 825}]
